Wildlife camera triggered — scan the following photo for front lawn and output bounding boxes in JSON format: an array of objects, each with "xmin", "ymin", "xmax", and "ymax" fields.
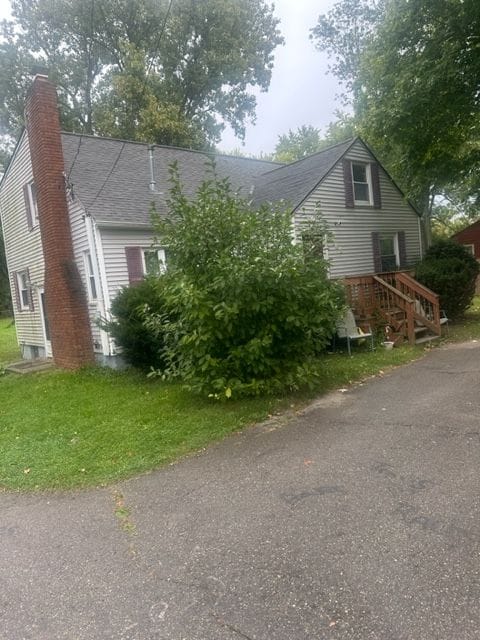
[
  {"xmin": 1, "ymin": 298, "xmax": 479, "ymax": 492},
  {"xmin": 0, "ymin": 345, "xmax": 419, "ymax": 492}
]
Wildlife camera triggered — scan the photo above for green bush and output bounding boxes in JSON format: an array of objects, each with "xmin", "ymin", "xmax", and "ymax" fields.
[
  {"xmin": 415, "ymin": 239, "xmax": 479, "ymax": 319},
  {"xmin": 146, "ymin": 163, "xmax": 344, "ymax": 397},
  {"xmin": 101, "ymin": 277, "xmax": 168, "ymax": 370}
]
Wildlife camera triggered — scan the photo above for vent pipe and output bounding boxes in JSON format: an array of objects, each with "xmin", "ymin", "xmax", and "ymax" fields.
[{"xmin": 148, "ymin": 144, "xmax": 156, "ymax": 192}]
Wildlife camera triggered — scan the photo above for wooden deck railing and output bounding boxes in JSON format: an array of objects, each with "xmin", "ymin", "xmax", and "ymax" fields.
[
  {"xmin": 394, "ymin": 272, "xmax": 441, "ymax": 335},
  {"xmin": 343, "ymin": 271, "xmax": 442, "ymax": 345},
  {"xmin": 373, "ymin": 276, "xmax": 415, "ymax": 344}
]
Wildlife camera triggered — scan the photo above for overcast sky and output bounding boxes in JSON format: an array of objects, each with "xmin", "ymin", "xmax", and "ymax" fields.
[
  {"xmin": 221, "ymin": 0, "xmax": 342, "ymax": 155},
  {"xmin": 0, "ymin": 0, "xmax": 342, "ymax": 155}
]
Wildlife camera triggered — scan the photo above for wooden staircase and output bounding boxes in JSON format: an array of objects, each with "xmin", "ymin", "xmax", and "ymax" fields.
[{"xmin": 343, "ymin": 271, "xmax": 444, "ymax": 346}]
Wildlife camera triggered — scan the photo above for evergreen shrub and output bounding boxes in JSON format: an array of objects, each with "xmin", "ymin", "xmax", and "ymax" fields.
[
  {"xmin": 102, "ymin": 277, "xmax": 168, "ymax": 370},
  {"xmin": 415, "ymin": 239, "xmax": 479, "ymax": 319}
]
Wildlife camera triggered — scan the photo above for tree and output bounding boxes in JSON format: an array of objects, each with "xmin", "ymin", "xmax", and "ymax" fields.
[
  {"xmin": 310, "ymin": 0, "xmax": 384, "ymax": 103},
  {"xmin": 273, "ymin": 116, "xmax": 357, "ymax": 163},
  {"xmin": 0, "ymin": 0, "xmax": 283, "ymax": 150},
  {"xmin": 145, "ymin": 164, "xmax": 343, "ymax": 397},
  {"xmin": 357, "ymin": 0, "xmax": 480, "ymax": 226},
  {"xmin": 274, "ymin": 125, "xmax": 324, "ymax": 163}
]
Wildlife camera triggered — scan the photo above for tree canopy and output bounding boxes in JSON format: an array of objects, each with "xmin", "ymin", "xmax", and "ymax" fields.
[
  {"xmin": 272, "ymin": 116, "xmax": 357, "ymax": 163},
  {"xmin": 357, "ymin": 0, "xmax": 480, "ymax": 215},
  {"xmin": 311, "ymin": 0, "xmax": 384, "ymax": 104},
  {"xmin": 0, "ymin": 0, "xmax": 283, "ymax": 150},
  {"xmin": 311, "ymin": 0, "xmax": 480, "ymax": 234}
]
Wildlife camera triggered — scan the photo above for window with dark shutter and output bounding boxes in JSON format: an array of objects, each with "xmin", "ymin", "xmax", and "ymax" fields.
[
  {"xmin": 372, "ymin": 232, "xmax": 406, "ymax": 272},
  {"xmin": 125, "ymin": 246, "xmax": 144, "ymax": 284},
  {"xmin": 371, "ymin": 163, "xmax": 382, "ymax": 209},
  {"xmin": 343, "ymin": 159, "xmax": 354, "ymax": 208},
  {"xmin": 397, "ymin": 231, "xmax": 407, "ymax": 268},
  {"xmin": 372, "ymin": 232, "xmax": 382, "ymax": 272}
]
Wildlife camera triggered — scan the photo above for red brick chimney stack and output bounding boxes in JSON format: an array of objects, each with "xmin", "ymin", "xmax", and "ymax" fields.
[{"xmin": 25, "ymin": 74, "xmax": 95, "ymax": 368}]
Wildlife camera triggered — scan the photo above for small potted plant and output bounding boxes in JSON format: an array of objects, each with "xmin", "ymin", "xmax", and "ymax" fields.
[{"xmin": 383, "ymin": 326, "xmax": 395, "ymax": 350}]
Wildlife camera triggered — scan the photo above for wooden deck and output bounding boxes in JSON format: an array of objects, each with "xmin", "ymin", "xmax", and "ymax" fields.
[{"xmin": 343, "ymin": 271, "xmax": 443, "ymax": 345}]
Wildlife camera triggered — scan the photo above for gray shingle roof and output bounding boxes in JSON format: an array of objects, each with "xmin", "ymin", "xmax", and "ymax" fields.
[
  {"xmin": 61, "ymin": 133, "xmax": 283, "ymax": 225},
  {"xmin": 251, "ymin": 138, "xmax": 354, "ymax": 210},
  {"xmin": 61, "ymin": 133, "xmax": 355, "ymax": 226}
]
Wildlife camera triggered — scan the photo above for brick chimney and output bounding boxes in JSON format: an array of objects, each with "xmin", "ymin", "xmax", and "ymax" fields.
[{"xmin": 25, "ymin": 74, "xmax": 95, "ymax": 368}]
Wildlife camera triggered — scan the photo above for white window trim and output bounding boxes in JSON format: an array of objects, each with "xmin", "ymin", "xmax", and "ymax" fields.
[
  {"xmin": 83, "ymin": 250, "xmax": 98, "ymax": 302},
  {"xmin": 142, "ymin": 248, "xmax": 167, "ymax": 276},
  {"xmin": 16, "ymin": 270, "xmax": 31, "ymax": 311},
  {"xmin": 463, "ymin": 244, "xmax": 475, "ymax": 256},
  {"xmin": 380, "ymin": 232, "xmax": 400, "ymax": 271},
  {"xmin": 352, "ymin": 162, "xmax": 373, "ymax": 206},
  {"xmin": 27, "ymin": 181, "xmax": 39, "ymax": 226}
]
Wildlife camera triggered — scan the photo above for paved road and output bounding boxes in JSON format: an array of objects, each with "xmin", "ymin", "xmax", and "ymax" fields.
[{"xmin": 2, "ymin": 342, "xmax": 480, "ymax": 639}]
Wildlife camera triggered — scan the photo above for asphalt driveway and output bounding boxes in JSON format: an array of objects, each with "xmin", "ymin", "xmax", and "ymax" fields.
[{"xmin": 1, "ymin": 341, "xmax": 480, "ymax": 639}]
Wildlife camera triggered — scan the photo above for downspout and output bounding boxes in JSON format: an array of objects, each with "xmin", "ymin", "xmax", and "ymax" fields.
[
  {"xmin": 417, "ymin": 216, "xmax": 424, "ymax": 260},
  {"xmin": 84, "ymin": 214, "xmax": 113, "ymax": 356}
]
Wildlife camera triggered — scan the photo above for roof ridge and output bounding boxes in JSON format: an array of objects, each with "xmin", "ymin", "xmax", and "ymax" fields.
[
  {"xmin": 257, "ymin": 137, "xmax": 356, "ymax": 178},
  {"xmin": 60, "ymin": 131, "xmax": 282, "ymax": 166}
]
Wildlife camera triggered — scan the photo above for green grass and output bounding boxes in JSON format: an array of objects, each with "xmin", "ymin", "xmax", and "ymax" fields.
[
  {"xmin": 0, "ymin": 299, "xmax": 479, "ymax": 492},
  {"xmin": 442, "ymin": 296, "xmax": 480, "ymax": 343},
  {"xmin": 0, "ymin": 367, "xmax": 280, "ymax": 491},
  {"xmin": 0, "ymin": 317, "xmax": 20, "ymax": 366}
]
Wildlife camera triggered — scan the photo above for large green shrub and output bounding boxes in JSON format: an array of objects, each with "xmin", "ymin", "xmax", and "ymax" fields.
[
  {"xmin": 146, "ymin": 163, "xmax": 344, "ymax": 397},
  {"xmin": 102, "ymin": 277, "xmax": 168, "ymax": 370},
  {"xmin": 415, "ymin": 239, "xmax": 479, "ymax": 319}
]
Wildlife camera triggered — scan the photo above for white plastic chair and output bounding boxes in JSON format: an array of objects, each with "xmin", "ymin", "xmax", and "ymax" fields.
[{"xmin": 335, "ymin": 309, "xmax": 374, "ymax": 356}]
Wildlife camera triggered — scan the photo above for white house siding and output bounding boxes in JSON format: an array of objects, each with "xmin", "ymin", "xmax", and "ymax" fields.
[
  {"xmin": 98, "ymin": 226, "xmax": 156, "ymax": 305},
  {"xmin": 0, "ymin": 132, "xmax": 46, "ymax": 355},
  {"xmin": 67, "ymin": 200, "xmax": 104, "ymax": 352},
  {"xmin": 294, "ymin": 139, "xmax": 422, "ymax": 278}
]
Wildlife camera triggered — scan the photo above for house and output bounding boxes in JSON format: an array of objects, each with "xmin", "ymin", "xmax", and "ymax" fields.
[
  {"xmin": 0, "ymin": 75, "xmax": 441, "ymax": 368},
  {"xmin": 452, "ymin": 220, "xmax": 480, "ymax": 292}
]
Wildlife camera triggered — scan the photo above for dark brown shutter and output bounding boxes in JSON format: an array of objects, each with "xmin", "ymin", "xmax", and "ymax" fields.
[
  {"xmin": 397, "ymin": 231, "xmax": 407, "ymax": 268},
  {"xmin": 371, "ymin": 163, "xmax": 382, "ymax": 209},
  {"xmin": 23, "ymin": 184, "xmax": 34, "ymax": 230},
  {"xmin": 372, "ymin": 232, "xmax": 382, "ymax": 273},
  {"xmin": 11, "ymin": 271, "xmax": 21, "ymax": 311},
  {"xmin": 26, "ymin": 267, "xmax": 34, "ymax": 311},
  {"xmin": 125, "ymin": 246, "xmax": 144, "ymax": 284},
  {"xmin": 343, "ymin": 159, "xmax": 354, "ymax": 208}
]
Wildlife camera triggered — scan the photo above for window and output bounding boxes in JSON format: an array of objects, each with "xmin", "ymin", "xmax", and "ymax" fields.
[
  {"xmin": 463, "ymin": 244, "xmax": 475, "ymax": 256},
  {"xmin": 351, "ymin": 163, "xmax": 372, "ymax": 205},
  {"xmin": 142, "ymin": 249, "xmax": 166, "ymax": 276},
  {"xmin": 125, "ymin": 246, "xmax": 167, "ymax": 285},
  {"xmin": 83, "ymin": 251, "xmax": 98, "ymax": 301},
  {"xmin": 16, "ymin": 270, "xmax": 31, "ymax": 311},
  {"xmin": 344, "ymin": 160, "xmax": 381, "ymax": 209},
  {"xmin": 24, "ymin": 181, "xmax": 39, "ymax": 228},
  {"xmin": 379, "ymin": 234, "xmax": 399, "ymax": 271}
]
